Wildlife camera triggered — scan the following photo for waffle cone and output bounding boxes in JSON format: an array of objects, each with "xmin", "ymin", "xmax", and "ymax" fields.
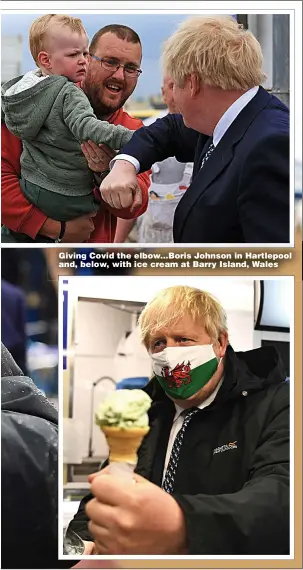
[{"xmin": 101, "ymin": 425, "xmax": 149, "ymax": 464}]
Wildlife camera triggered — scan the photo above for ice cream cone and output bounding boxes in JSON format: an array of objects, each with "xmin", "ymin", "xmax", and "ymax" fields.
[{"xmin": 101, "ymin": 425, "xmax": 150, "ymax": 464}]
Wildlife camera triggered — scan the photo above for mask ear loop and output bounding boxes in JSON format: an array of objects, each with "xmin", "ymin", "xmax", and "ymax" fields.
[{"xmin": 211, "ymin": 340, "xmax": 223, "ymax": 367}]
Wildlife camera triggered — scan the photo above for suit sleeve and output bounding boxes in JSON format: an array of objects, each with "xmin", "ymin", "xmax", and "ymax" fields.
[
  {"xmin": 173, "ymin": 382, "xmax": 289, "ymax": 554},
  {"xmin": 1, "ymin": 123, "xmax": 47, "ymax": 237},
  {"xmin": 101, "ymin": 112, "xmax": 151, "ymax": 220},
  {"xmin": 118, "ymin": 113, "xmax": 200, "ymax": 172},
  {"xmin": 238, "ymin": 132, "xmax": 289, "ymax": 243}
]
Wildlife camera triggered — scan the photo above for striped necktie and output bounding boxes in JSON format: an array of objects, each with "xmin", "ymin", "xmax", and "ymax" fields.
[
  {"xmin": 200, "ymin": 140, "xmax": 215, "ymax": 170},
  {"xmin": 162, "ymin": 407, "xmax": 199, "ymax": 494}
]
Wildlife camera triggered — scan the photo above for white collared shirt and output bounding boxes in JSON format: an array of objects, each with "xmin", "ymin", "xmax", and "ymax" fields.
[
  {"xmin": 212, "ymin": 86, "xmax": 259, "ymax": 147},
  {"xmin": 111, "ymin": 86, "xmax": 259, "ymax": 172},
  {"xmin": 162, "ymin": 376, "xmax": 224, "ymax": 483}
]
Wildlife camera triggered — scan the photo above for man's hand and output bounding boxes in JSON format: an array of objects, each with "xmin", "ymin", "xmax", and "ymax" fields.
[
  {"xmin": 85, "ymin": 472, "xmax": 187, "ymax": 555},
  {"xmin": 99, "ymin": 160, "xmax": 142, "ymax": 211},
  {"xmin": 81, "ymin": 141, "xmax": 116, "ymax": 173},
  {"xmin": 73, "ymin": 542, "xmax": 117, "ymax": 569},
  {"xmin": 40, "ymin": 213, "xmax": 96, "ymax": 242},
  {"xmin": 62, "ymin": 214, "xmax": 96, "ymax": 242},
  {"xmin": 83, "ymin": 540, "xmax": 98, "ymax": 555}
]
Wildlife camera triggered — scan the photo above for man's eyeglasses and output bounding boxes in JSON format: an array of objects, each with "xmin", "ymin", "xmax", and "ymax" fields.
[{"xmin": 90, "ymin": 54, "xmax": 142, "ymax": 77}]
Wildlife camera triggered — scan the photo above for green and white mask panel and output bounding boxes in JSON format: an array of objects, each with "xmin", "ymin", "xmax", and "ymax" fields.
[{"xmin": 151, "ymin": 344, "xmax": 220, "ymax": 399}]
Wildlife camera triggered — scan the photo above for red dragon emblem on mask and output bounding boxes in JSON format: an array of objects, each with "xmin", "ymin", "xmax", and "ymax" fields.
[{"xmin": 161, "ymin": 361, "xmax": 192, "ymax": 388}]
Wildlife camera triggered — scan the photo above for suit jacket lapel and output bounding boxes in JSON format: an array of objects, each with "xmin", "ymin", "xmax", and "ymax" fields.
[
  {"xmin": 191, "ymin": 136, "xmax": 212, "ymax": 179},
  {"xmin": 174, "ymin": 87, "xmax": 272, "ymax": 242}
]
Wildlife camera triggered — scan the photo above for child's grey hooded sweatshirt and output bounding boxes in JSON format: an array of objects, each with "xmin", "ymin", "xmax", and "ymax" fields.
[{"xmin": 2, "ymin": 71, "xmax": 134, "ymax": 196}]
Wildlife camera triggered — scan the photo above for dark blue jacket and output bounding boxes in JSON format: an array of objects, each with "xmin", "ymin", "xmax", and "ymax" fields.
[
  {"xmin": 1, "ymin": 343, "xmax": 75, "ymax": 569},
  {"xmin": 1, "ymin": 279, "xmax": 27, "ymax": 374},
  {"xmin": 120, "ymin": 87, "xmax": 289, "ymax": 243}
]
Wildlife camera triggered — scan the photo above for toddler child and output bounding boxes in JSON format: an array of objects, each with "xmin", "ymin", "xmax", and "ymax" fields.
[{"xmin": 2, "ymin": 14, "xmax": 135, "ymax": 241}]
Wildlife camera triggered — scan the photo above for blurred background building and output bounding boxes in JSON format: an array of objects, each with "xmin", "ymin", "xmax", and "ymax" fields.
[
  {"xmin": 1, "ymin": 34, "xmax": 22, "ymax": 84},
  {"xmin": 1, "ymin": 14, "xmax": 290, "ymax": 109},
  {"xmin": 1, "ymin": 249, "xmax": 59, "ymax": 403}
]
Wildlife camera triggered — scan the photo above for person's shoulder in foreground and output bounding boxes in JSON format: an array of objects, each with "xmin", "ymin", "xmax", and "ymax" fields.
[{"xmin": 1, "ymin": 343, "xmax": 75, "ymax": 569}]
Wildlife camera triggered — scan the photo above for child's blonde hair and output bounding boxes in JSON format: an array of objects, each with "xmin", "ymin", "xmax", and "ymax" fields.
[{"xmin": 29, "ymin": 14, "xmax": 87, "ymax": 65}]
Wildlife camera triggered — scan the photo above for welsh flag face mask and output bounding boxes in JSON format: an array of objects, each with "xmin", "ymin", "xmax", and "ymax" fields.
[{"xmin": 151, "ymin": 344, "xmax": 220, "ymax": 399}]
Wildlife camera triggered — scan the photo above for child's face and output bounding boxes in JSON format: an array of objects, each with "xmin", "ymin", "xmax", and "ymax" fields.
[{"xmin": 44, "ymin": 27, "xmax": 89, "ymax": 82}]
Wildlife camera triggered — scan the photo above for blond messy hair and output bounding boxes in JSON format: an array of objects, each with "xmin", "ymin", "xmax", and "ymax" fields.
[
  {"xmin": 29, "ymin": 14, "xmax": 87, "ymax": 65},
  {"xmin": 138, "ymin": 285, "xmax": 228, "ymax": 347},
  {"xmin": 162, "ymin": 15, "xmax": 267, "ymax": 90}
]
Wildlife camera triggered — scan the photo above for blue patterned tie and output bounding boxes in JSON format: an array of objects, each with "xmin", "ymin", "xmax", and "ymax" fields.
[
  {"xmin": 162, "ymin": 407, "xmax": 199, "ymax": 494},
  {"xmin": 200, "ymin": 141, "xmax": 215, "ymax": 170}
]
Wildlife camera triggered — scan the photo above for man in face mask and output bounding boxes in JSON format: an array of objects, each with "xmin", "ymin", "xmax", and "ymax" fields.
[{"xmin": 68, "ymin": 285, "xmax": 289, "ymax": 555}]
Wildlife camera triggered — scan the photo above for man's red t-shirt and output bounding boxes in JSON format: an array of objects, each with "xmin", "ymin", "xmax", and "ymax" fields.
[{"xmin": 1, "ymin": 107, "xmax": 150, "ymax": 242}]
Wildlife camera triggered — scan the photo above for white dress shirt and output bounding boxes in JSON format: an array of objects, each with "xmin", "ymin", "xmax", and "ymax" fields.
[
  {"xmin": 212, "ymin": 86, "xmax": 259, "ymax": 146},
  {"xmin": 162, "ymin": 376, "xmax": 224, "ymax": 483},
  {"xmin": 110, "ymin": 86, "xmax": 259, "ymax": 172}
]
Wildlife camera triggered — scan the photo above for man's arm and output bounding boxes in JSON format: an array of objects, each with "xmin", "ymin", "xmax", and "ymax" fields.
[
  {"xmin": 114, "ymin": 218, "xmax": 136, "ymax": 242},
  {"xmin": 238, "ymin": 132, "xmax": 289, "ymax": 243},
  {"xmin": 81, "ymin": 140, "xmax": 150, "ymax": 221},
  {"xmin": 1, "ymin": 124, "xmax": 49, "ymax": 238},
  {"xmin": 99, "ymin": 115, "xmax": 198, "ymax": 211},
  {"xmin": 114, "ymin": 113, "xmax": 200, "ymax": 173},
  {"xmin": 174, "ymin": 382, "xmax": 289, "ymax": 554},
  {"xmin": 1, "ymin": 124, "xmax": 96, "ymax": 242}
]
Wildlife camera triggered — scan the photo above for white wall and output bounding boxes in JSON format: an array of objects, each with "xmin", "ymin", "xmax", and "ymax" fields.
[
  {"xmin": 72, "ymin": 301, "xmax": 132, "ymax": 460},
  {"xmin": 227, "ymin": 309, "xmax": 255, "ymax": 351},
  {"xmin": 71, "ymin": 300, "xmax": 152, "ymax": 460},
  {"xmin": 66, "ymin": 276, "xmax": 254, "ymax": 312}
]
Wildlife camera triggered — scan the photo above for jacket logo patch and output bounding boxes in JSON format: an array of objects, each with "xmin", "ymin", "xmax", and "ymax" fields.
[{"xmin": 213, "ymin": 441, "xmax": 238, "ymax": 455}]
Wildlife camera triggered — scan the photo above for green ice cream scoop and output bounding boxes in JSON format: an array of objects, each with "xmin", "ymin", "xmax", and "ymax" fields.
[{"xmin": 95, "ymin": 389, "xmax": 152, "ymax": 429}]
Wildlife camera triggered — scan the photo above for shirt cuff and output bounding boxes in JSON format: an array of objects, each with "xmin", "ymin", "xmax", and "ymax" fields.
[{"xmin": 109, "ymin": 154, "xmax": 140, "ymax": 173}]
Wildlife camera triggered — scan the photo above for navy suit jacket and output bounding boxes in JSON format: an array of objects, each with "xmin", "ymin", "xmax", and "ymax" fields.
[{"xmin": 121, "ymin": 87, "xmax": 289, "ymax": 244}]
